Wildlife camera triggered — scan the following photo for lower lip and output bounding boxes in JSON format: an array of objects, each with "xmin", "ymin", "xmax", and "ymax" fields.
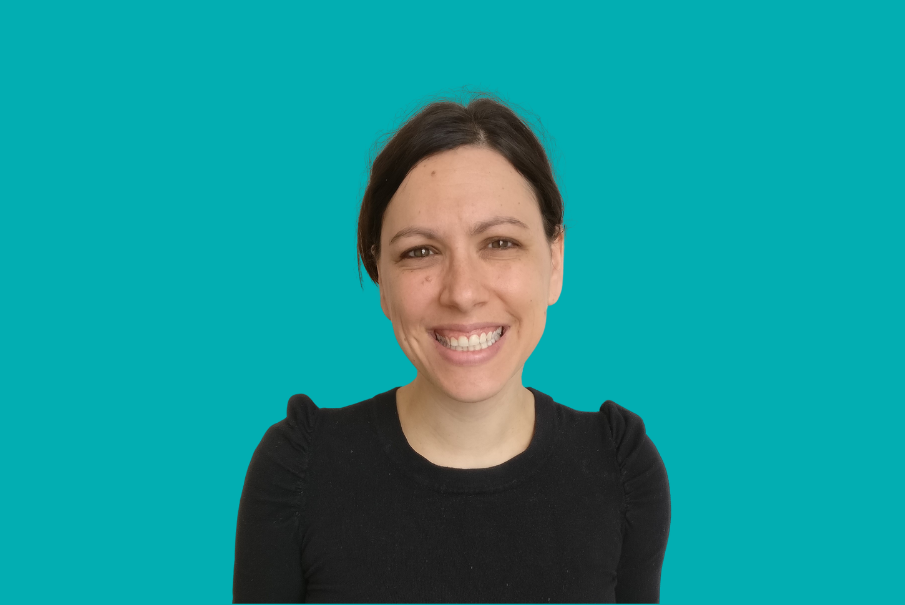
[{"xmin": 431, "ymin": 329, "xmax": 508, "ymax": 367}]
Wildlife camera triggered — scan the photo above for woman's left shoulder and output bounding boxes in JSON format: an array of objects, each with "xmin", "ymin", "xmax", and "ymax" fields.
[
  {"xmin": 597, "ymin": 400, "xmax": 649, "ymax": 452},
  {"xmin": 594, "ymin": 399, "xmax": 669, "ymax": 491}
]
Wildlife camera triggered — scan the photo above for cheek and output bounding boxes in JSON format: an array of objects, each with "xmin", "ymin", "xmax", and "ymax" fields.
[
  {"xmin": 496, "ymin": 261, "xmax": 547, "ymax": 301},
  {"xmin": 387, "ymin": 273, "xmax": 438, "ymax": 325},
  {"xmin": 496, "ymin": 262, "xmax": 550, "ymax": 333}
]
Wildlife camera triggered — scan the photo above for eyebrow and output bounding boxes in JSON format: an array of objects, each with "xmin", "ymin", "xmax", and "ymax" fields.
[{"xmin": 388, "ymin": 215, "xmax": 530, "ymax": 245}]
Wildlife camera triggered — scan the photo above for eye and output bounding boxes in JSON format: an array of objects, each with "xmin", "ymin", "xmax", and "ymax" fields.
[
  {"xmin": 487, "ymin": 239, "xmax": 518, "ymax": 250},
  {"xmin": 402, "ymin": 246, "xmax": 435, "ymax": 259}
]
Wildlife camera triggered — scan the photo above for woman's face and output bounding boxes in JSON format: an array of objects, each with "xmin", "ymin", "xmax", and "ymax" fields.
[{"xmin": 377, "ymin": 145, "xmax": 564, "ymax": 403}]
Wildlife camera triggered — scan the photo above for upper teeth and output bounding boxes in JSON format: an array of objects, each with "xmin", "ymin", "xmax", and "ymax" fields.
[{"xmin": 435, "ymin": 327, "xmax": 503, "ymax": 351}]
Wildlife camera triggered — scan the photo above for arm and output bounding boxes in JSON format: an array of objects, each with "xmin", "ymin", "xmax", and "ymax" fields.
[
  {"xmin": 233, "ymin": 395, "xmax": 318, "ymax": 604},
  {"xmin": 601, "ymin": 401, "xmax": 671, "ymax": 604}
]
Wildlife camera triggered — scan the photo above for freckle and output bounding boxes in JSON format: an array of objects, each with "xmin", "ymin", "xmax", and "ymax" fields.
[{"xmin": 431, "ymin": 171, "xmax": 436, "ymax": 176}]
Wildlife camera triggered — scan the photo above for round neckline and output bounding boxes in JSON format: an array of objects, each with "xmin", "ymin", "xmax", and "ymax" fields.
[{"xmin": 370, "ymin": 386, "xmax": 558, "ymax": 494}]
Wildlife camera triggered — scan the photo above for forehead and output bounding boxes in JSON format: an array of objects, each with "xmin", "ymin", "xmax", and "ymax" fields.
[{"xmin": 384, "ymin": 146, "xmax": 540, "ymax": 230}]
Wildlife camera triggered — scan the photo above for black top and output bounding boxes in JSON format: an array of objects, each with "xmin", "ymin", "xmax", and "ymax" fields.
[{"xmin": 233, "ymin": 387, "xmax": 670, "ymax": 603}]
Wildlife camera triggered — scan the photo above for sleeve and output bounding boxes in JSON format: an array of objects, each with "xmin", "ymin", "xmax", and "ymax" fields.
[
  {"xmin": 233, "ymin": 394, "xmax": 319, "ymax": 604},
  {"xmin": 599, "ymin": 401, "xmax": 671, "ymax": 604}
]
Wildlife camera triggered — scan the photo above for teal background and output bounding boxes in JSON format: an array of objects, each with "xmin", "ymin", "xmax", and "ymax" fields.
[{"xmin": 2, "ymin": 2, "xmax": 902, "ymax": 603}]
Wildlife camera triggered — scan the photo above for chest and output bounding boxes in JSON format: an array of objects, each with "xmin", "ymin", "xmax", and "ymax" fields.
[{"xmin": 300, "ymin": 464, "xmax": 624, "ymax": 603}]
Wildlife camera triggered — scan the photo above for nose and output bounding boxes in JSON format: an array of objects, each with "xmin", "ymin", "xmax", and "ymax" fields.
[{"xmin": 438, "ymin": 248, "xmax": 488, "ymax": 311}]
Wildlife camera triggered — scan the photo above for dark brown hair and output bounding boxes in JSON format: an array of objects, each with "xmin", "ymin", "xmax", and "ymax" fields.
[{"xmin": 357, "ymin": 94, "xmax": 565, "ymax": 285}]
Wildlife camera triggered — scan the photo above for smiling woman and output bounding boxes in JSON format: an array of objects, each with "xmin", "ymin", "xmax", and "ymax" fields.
[
  {"xmin": 377, "ymin": 145, "xmax": 564, "ymax": 469},
  {"xmin": 233, "ymin": 95, "xmax": 671, "ymax": 604}
]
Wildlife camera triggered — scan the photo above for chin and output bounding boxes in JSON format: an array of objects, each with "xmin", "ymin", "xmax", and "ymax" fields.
[{"xmin": 428, "ymin": 371, "xmax": 515, "ymax": 403}]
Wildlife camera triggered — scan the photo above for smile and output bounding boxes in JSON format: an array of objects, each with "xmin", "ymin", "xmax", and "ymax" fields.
[{"xmin": 433, "ymin": 327, "xmax": 505, "ymax": 352}]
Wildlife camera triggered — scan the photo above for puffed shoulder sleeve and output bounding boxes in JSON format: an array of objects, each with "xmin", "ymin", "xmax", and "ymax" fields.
[
  {"xmin": 233, "ymin": 394, "xmax": 319, "ymax": 604},
  {"xmin": 599, "ymin": 401, "xmax": 671, "ymax": 604}
]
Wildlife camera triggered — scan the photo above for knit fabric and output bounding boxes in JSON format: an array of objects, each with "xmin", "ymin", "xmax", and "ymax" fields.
[{"xmin": 233, "ymin": 387, "xmax": 670, "ymax": 603}]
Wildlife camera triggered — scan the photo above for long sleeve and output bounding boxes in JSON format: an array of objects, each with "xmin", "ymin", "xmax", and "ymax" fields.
[
  {"xmin": 233, "ymin": 394, "xmax": 319, "ymax": 604},
  {"xmin": 600, "ymin": 401, "xmax": 671, "ymax": 604}
]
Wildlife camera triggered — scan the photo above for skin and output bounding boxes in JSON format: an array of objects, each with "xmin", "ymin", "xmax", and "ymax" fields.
[{"xmin": 377, "ymin": 145, "xmax": 565, "ymax": 469}]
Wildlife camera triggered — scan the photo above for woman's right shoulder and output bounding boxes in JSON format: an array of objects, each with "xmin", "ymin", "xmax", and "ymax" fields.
[
  {"xmin": 251, "ymin": 391, "xmax": 383, "ymax": 469},
  {"xmin": 250, "ymin": 394, "xmax": 321, "ymax": 469},
  {"xmin": 284, "ymin": 393, "xmax": 320, "ymax": 433}
]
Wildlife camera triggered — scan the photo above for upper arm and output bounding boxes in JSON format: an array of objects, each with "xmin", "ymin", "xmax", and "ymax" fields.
[
  {"xmin": 233, "ymin": 395, "xmax": 318, "ymax": 604},
  {"xmin": 600, "ymin": 401, "xmax": 671, "ymax": 604}
]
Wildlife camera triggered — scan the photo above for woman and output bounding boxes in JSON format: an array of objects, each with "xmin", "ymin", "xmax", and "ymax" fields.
[{"xmin": 233, "ymin": 96, "xmax": 671, "ymax": 603}]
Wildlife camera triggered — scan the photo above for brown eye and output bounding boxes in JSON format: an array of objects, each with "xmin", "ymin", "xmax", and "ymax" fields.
[
  {"xmin": 488, "ymin": 239, "xmax": 516, "ymax": 249},
  {"xmin": 404, "ymin": 247, "xmax": 434, "ymax": 259}
]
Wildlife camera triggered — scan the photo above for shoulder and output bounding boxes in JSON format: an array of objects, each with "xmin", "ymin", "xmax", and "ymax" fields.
[
  {"xmin": 598, "ymin": 400, "xmax": 665, "ymax": 478},
  {"xmin": 597, "ymin": 400, "xmax": 649, "ymax": 464},
  {"xmin": 256, "ymin": 393, "xmax": 320, "ymax": 456},
  {"xmin": 243, "ymin": 394, "xmax": 320, "ymax": 493},
  {"xmin": 285, "ymin": 393, "xmax": 320, "ymax": 434},
  {"xmin": 596, "ymin": 400, "xmax": 669, "ymax": 501}
]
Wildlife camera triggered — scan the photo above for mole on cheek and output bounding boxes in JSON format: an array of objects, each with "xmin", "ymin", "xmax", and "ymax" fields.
[{"xmin": 431, "ymin": 170, "xmax": 436, "ymax": 176}]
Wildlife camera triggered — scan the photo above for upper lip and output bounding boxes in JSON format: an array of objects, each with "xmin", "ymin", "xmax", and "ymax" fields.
[{"xmin": 429, "ymin": 322, "xmax": 508, "ymax": 335}]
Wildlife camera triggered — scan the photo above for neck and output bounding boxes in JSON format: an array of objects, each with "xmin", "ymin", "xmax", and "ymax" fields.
[{"xmin": 395, "ymin": 374, "xmax": 536, "ymax": 469}]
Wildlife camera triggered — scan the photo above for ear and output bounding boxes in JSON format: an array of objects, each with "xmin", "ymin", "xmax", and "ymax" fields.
[
  {"xmin": 547, "ymin": 230, "xmax": 565, "ymax": 305},
  {"xmin": 379, "ymin": 282, "xmax": 391, "ymax": 320},
  {"xmin": 374, "ymin": 246, "xmax": 391, "ymax": 321}
]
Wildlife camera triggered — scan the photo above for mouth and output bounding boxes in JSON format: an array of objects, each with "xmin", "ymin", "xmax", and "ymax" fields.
[{"xmin": 431, "ymin": 326, "xmax": 507, "ymax": 352}]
